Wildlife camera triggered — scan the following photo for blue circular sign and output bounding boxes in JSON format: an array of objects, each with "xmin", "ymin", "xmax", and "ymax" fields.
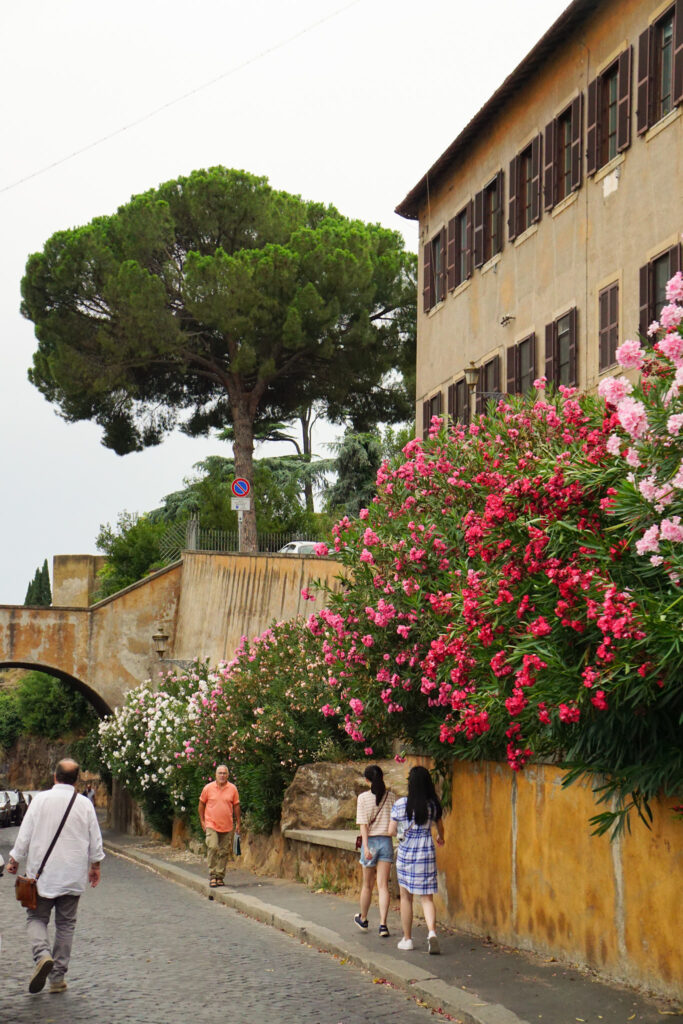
[{"xmin": 231, "ymin": 478, "xmax": 250, "ymax": 497}]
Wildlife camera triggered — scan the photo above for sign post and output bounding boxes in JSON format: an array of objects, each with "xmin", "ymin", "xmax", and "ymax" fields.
[{"xmin": 231, "ymin": 479, "xmax": 251, "ymax": 552}]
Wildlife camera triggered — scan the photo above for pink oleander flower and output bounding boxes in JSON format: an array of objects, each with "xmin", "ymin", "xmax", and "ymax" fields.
[
  {"xmin": 659, "ymin": 333, "xmax": 683, "ymax": 362},
  {"xmin": 359, "ymin": 508, "xmax": 369, "ymax": 520},
  {"xmin": 625, "ymin": 447, "xmax": 641, "ymax": 468},
  {"xmin": 394, "ymin": 754, "xmax": 406, "ymax": 763},
  {"xmin": 349, "ymin": 697, "xmax": 364, "ymax": 715},
  {"xmin": 558, "ymin": 703, "xmax": 580, "ymax": 724},
  {"xmin": 647, "ymin": 320, "xmax": 661, "ymax": 337},
  {"xmin": 598, "ymin": 376, "xmax": 633, "ymax": 406},
  {"xmin": 359, "ymin": 548, "xmax": 374, "ymax": 564},
  {"xmin": 659, "ymin": 305, "xmax": 683, "ymax": 330},
  {"xmin": 636, "ymin": 524, "xmax": 660, "ymax": 555},
  {"xmin": 533, "ymin": 376, "xmax": 547, "ymax": 389},
  {"xmin": 605, "ymin": 433, "xmax": 622, "ymax": 456},
  {"xmin": 616, "ymin": 396, "xmax": 648, "ymax": 439},
  {"xmin": 364, "ymin": 747, "xmax": 373, "ymax": 756},
  {"xmin": 591, "ymin": 690, "xmax": 608, "ymax": 711},
  {"xmin": 314, "ymin": 542, "xmax": 329, "ymax": 556},
  {"xmin": 667, "ymin": 414, "xmax": 683, "ymax": 436},
  {"xmin": 660, "ymin": 516, "xmax": 683, "ymax": 542},
  {"xmin": 616, "ymin": 339, "xmax": 645, "ymax": 369},
  {"xmin": 360, "ymin": 634, "xmax": 374, "ymax": 647},
  {"xmin": 665, "ymin": 270, "xmax": 683, "ymax": 302}
]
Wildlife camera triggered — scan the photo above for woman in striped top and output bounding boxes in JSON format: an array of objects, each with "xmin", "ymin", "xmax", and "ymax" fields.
[{"xmin": 354, "ymin": 765, "xmax": 396, "ymax": 937}]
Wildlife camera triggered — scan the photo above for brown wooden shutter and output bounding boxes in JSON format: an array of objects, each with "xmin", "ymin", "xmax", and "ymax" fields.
[
  {"xmin": 586, "ymin": 76, "xmax": 599, "ymax": 175},
  {"xmin": 434, "ymin": 390, "xmax": 443, "ymax": 416},
  {"xmin": 446, "ymin": 218, "xmax": 456, "ymax": 292},
  {"xmin": 465, "ymin": 200, "xmax": 474, "ymax": 277},
  {"xmin": 531, "ymin": 134, "xmax": 542, "ymax": 222},
  {"xmin": 475, "ymin": 367, "xmax": 483, "ymax": 416},
  {"xmin": 674, "ymin": 0, "xmax": 683, "ymax": 105},
  {"xmin": 447, "ymin": 383, "xmax": 456, "ymax": 422},
  {"xmin": 639, "ymin": 263, "xmax": 651, "ymax": 335},
  {"xmin": 422, "ymin": 400, "xmax": 430, "ymax": 439},
  {"xmin": 508, "ymin": 157, "xmax": 518, "ymax": 241},
  {"xmin": 570, "ymin": 94, "xmax": 583, "ymax": 192},
  {"xmin": 599, "ymin": 287, "xmax": 609, "ymax": 370},
  {"xmin": 438, "ymin": 231, "xmax": 447, "ymax": 302},
  {"xmin": 506, "ymin": 346, "xmax": 517, "ymax": 395},
  {"xmin": 545, "ymin": 322, "xmax": 556, "ymax": 384},
  {"xmin": 637, "ymin": 27, "xmax": 652, "ymax": 135},
  {"xmin": 474, "ymin": 189, "xmax": 485, "ymax": 268},
  {"xmin": 422, "ymin": 242, "xmax": 432, "ymax": 312},
  {"xmin": 494, "ymin": 170, "xmax": 504, "ymax": 253},
  {"xmin": 670, "ymin": 243, "xmax": 682, "ymax": 276},
  {"xmin": 529, "ymin": 332, "xmax": 537, "ymax": 382},
  {"xmin": 609, "ymin": 283, "xmax": 619, "ymax": 365},
  {"xmin": 543, "ymin": 120, "xmax": 556, "ymax": 211},
  {"xmin": 568, "ymin": 307, "xmax": 578, "ymax": 387},
  {"xmin": 617, "ymin": 46, "xmax": 632, "ymax": 153},
  {"xmin": 493, "ymin": 355, "xmax": 501, "ymax": 395}
]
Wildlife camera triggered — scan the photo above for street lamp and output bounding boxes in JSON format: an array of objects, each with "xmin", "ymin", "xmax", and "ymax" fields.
[
  {"xmin": 152, "ymin": 627, "xmax": 169, "ymax": 659},
  {"xmin": 464, "ymin": 361, "xmax": 480, "ymax": 422}
]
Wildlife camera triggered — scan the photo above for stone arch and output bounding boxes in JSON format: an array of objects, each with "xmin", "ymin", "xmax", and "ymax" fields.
[{"xmin": 0, "ymin": 659, "xmax": 112, "ymax": 717}]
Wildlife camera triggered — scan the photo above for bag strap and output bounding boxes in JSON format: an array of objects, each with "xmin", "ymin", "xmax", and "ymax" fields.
[
  {"xmin": 367, "ymin": 790, "xmax": 388, "ymax": 830},
  {"xmin": 35, "ymin": 790, "xmax": 78, "ymax": 880}
]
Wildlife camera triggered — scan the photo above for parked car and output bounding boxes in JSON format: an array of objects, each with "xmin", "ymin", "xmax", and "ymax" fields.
[
  {"xmin": 278, "ymin": 541, "xmax": 319, "ymax": 555},
  {"xmin": 0, "ymin": 793, "xmax": 12, "ymax": 828}
]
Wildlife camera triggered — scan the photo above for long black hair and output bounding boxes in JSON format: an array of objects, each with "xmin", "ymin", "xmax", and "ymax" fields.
[
  {"xmin": 364, "ymin": 764, "xmax": 386, "ymax": 805},
  {"xmin": 406, "ymin": 765, "xmax": 442, "ymax": 825}
]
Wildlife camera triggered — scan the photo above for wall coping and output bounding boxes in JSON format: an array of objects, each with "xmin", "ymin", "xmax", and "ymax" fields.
[{"xmin": 283, "ymin": 828, "xmax": 363, "ymax": 852}]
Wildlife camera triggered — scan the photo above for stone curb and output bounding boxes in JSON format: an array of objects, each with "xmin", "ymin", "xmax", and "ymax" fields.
[{"xmin": 104, "ymin": 839, "xmax": 531, "ymax": 1024}]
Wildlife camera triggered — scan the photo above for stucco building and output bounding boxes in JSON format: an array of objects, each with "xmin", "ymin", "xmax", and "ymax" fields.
[{"xmin": 397, "ymin": 0, "xmax": 683, "ymax": 435}]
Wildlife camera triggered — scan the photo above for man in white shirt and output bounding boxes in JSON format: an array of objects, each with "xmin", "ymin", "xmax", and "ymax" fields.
[{"xmin": 7, "ymin": 758, "xmax": 104, "ymax": 995}]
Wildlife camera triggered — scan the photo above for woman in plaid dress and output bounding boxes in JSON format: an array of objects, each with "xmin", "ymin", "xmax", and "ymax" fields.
[{"xmin": 389, "ymin": 766, "xmax": 445, "ymax": 954}]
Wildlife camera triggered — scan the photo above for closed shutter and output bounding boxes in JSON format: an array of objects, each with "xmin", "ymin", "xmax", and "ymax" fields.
[
  {"xmin": 670, "ymin": 243, "xmax": 682, "ymax": 276},
  {"xmin": 506, "ymin": 346, "xmax": 517, "ymax": 394},
  {"xmin": 637, "ymin": 27, "xmax": 652, "ymax": 135},
  {"xmin": 639, "ymin": 263, "xmax": 651, "ymax": 335},
  {"xmin": 493, "ymin": 354, "xmax": 501, "ymax": 395},
  {"xmin": 586, "ymin": 76, "xmax": 599, "ymax": 176},
  {"xmin": 474, "ymin": 189, "xmax": 485, "ymax": 268},
  {"xmin": 433, "ymin": 391, "xmax": 443, "ymax": 416},
  {"xmin": 617, "ymin": 46, "xmax": 632, "ymax": 152},
  {"xmin": 447, "ymin": 383, "xmax": 456, "ymax": 422},
  {"xmin": 568, "ymin": 307, "xmax": 578, "ymax": 387},
  {"xmin": 543, "ymin": 120, "xmax": 556, "ymax": 211},
  {"xmin": 508, "ymin": 157, "xmax": 518, "ymax": 241},
  {"xmin": 599, "ymin": 287, "xmax": 609, "ymax": 370},
  {"xmin": 466, "ymin": 200, "xmax": 474, "ymax": 279},
  {"xmin": 531, "ymin": 134, "xmax": 542, "ymax": 222},
  {"xmin": 570, "ymin": 94, "xmax": 583, "ymax": 192},
  {"xmin": 494, "ymin": 170, "xmax": 504, "ymax": 253},
  {"xmin": 422, "ymin": 400, "xmax": 430, "ymax": 439},
  {"xmin": 674, "ymin": 0, "xmax": 683, "ymax": 105},
  {"xmin": 438, "ymin": 231, "xmax": 447, "ymax": 302},
  {"xmin": 545, "ymin": 322, "xmax": 556, "ymax": 384},
  {"xmin": 475, "ymin": 367, "xmax": 483, "ymax": 416},
  {"xmin": 529, "ymin": 332, "xmax": 537, "ymax": 382},
  {"xmin": 447, "ymin": 218, "xmax": 456, "ymax": 292},
  {"xmin": 423, "ymin": 242, "xmax": 433, "ymax": 312},
  {"xmin": 609, "ymin": 283, "xmax": 619, "ymax": 366}
]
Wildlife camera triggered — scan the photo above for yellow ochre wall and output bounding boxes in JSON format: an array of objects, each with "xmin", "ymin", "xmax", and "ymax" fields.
[{"xmin": 437, "ymin": 761, "xmax": 682, "ymax": 999}]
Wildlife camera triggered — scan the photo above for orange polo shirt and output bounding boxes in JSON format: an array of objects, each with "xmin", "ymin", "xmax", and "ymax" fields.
[{"xmin": 199, "ymin": 780, "xmax": 240, "ymax": 833}]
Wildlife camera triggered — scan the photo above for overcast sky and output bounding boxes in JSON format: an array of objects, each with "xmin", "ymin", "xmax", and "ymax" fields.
[{"xmin": 0, "ymin": 0, "xmax": 569, "ymax": 605}]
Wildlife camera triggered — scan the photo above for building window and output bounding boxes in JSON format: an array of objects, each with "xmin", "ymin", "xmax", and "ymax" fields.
[
  {"xmin": 447, "ymin": 378, "xmax": 470, "ymax": 425},
  {"xmin": 422, "ymin": 391, "xmax": 443, "ymax": 438},
  {"xmin": 639, "ymin": 244, "xmax": 682, "ymax": 332},
  {"xmin": 587, "ymin": 50, "xmax": 632, "ymax": 175},
  {"xmin": 506, "ymin": 334, "xmax": 536, "ymax": 394},
  {"xmin": 544, "ymin": 96, "xmax": 583, "ymax": 211},
  {"xmin": 545, "ymin": 308, "xmax": 578, "ymax": 387},
  {"xmin": 475, "ymin": 355, "xmax": 501, "ymax": 415},
  {"xmin": 422, "ymin": 229, "xmax": 446, "ymax": 312},
  {"xmin": 599, "ymin": 283, "xmax": 619, "ymax": 371},
  {"xmin": 508, "ymin": 136, "xmax": 541, "ymax": 241},
  {"xmin": 474, "ymin": 171, "xmax": 504, "ymax": 266},
  {"xmin": 637, "ymin": 5, "xmax": 682, "ymax": 135},
  {"xmin": 447, "ymin": 203, "xmax": 473, "ymax": 290}
]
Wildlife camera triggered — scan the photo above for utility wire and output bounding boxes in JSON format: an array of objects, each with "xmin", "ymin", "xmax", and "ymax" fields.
[{"xmin": 0, "ymin": 0, "xmax": 363, "ymax": 196}]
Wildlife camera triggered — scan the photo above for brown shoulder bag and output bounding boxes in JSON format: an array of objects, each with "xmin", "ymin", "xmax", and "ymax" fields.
[{"xmin": 15, "ymin": 790, "xmax": 78, "ymax": 910}]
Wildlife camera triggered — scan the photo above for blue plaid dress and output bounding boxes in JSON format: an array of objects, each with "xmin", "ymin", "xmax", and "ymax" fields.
[{"xmin": 391, "ymin": 797, "xmax": 439, "ymax": 895}]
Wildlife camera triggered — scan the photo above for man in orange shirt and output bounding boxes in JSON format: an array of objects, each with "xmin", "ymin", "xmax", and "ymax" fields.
[{"xmin": 198, "ymin": 765, "xmax": 241, "ymax": 887}]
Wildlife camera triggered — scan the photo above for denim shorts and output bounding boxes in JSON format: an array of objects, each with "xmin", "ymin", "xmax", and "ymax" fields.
[{"xmin": 359, "ymin": 834, "xmax": 394, "ymax": 867}]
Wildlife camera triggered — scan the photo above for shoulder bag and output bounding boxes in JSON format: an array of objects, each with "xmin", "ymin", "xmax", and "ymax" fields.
[
  {"xmin": 15, "ymin": 790, "xmax": 78, "ymax": 910},
  {"xmin": 355, "ymin": 791, "xmax": 389, "ymax": 850}
]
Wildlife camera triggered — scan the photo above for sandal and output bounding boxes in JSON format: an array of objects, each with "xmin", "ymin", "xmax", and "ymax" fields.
[
  {"xmin": 209, "ymin": 878, "xmax": 218, "ymax": 888},
  {"xmin": 215, "ymin": 879, "xmax": 225, "ymax": 886}
]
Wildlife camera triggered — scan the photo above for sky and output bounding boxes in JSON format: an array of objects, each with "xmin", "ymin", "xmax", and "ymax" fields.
[{"xmin": 0, "ymin": 0, "xmax": 569, "ymax": 605}]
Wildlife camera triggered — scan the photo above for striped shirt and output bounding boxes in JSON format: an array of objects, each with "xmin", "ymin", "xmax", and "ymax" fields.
[{"xmin": 356, "ymin": 790, "xmax": 396, "ymax": 836}]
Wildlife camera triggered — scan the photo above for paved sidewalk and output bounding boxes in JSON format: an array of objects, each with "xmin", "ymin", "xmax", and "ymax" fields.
[{"xmin": 103, "ymin": 830, "xmax": 682, "ymax": 1024}]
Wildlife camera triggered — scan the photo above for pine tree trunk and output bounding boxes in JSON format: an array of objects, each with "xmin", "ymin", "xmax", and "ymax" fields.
[
  {"xmin": 299, "ymin": 408, "xmax": 314, "ymax": 514},
  {"xmin": 232, "ymin": 403, "xmax": 258, "ymax": 553}
]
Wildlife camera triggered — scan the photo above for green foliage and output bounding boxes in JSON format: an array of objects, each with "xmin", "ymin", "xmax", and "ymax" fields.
[
  {"xmin": 93, "ymin": 512, "xmax": 167, "ymax": 600},
  {"xmin": 0, "ymin": 691, "xmax": 21, "ymax": 750},
  {"xmin": 326, "ymin": 431, "xmax": 383, "ymax": 518},
  {"xmin": 24, "ymin": 559, "xmax": 51, "ymax": 606},
  {"xmin": 16, "ymin": 672, "xmax": 98, "ymax": 739}
]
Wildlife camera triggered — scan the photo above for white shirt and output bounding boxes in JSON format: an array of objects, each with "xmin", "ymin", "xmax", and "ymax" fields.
[{"xmin": 10, "ymin": 783, "xmax": 104, "ymax": 897}]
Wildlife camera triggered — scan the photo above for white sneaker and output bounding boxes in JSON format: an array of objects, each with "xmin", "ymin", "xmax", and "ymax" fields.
[
  {"xmin": 428, "ymin": 931, "xmax": 440, "ymax": 954},
  {"xmin": 397, "ymin": 937, "xmax": 414, "ymax": 951}
]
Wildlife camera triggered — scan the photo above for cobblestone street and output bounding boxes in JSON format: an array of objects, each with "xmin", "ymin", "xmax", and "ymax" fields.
[{"xmin": 0, "ymin": 829, "xmax": 436, "ymax": 1024}]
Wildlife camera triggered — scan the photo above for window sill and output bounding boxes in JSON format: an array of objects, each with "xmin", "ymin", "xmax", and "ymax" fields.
[
  {"xmin": 426, "ymin": 299, "xmax": 446, "ymax": 317},
  {"xmin": 551, "ymin": 190, "xmax": 579, "ymax": 218},
  {"xmin": 513, "ymin": 223, "xmax": 539, "ymax": 248},
  {"xmin": 451, "ymin": 278, "xmax": 472, "ymax": 299},
  {"xmin": 645, "ymin": 105, "xmax": 681, "ymax": 143},
  {"xmin": 481, "ymin": 253, "xmax": 502, "ymax": 276},
  {"xmin": 593, "ymin": 152, "xmax": 625, "ymax": 184}
]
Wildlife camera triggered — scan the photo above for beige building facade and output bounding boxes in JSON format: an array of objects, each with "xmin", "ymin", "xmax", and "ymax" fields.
[{"xmin": 397, "ymin": 0, "xmax": 683, "ymax": 433}]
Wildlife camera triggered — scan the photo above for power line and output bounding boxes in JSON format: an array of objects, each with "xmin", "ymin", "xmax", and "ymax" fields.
[{"xmin": 0, "ymin": 0, "xmax": 364, "ymax": 196}]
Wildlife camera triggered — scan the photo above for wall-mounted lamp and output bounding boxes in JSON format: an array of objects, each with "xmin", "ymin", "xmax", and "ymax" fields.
[
  {"xmin": 464, "ymin": 361, "xmax": 480, "ymax": 393},
  {"xmin": 500, "ymin": 315, "xmax": 516, "ymax": 327},
  {"xmin": 152, "ymin": 627, "xmax": 169, "ymax": 659}
]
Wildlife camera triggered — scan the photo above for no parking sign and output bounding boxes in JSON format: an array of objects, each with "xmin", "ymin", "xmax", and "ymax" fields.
[{"xmin": 231, "ymin": 478, "xmax": 250, "ymax": 497}]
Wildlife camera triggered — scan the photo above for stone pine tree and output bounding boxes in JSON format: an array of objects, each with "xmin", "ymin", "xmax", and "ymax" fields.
[
  {"xmin": 22, "ymin": 167, "xmax": 416, "ymax": 551},
  {"xmin": 24, "ymin": 559, "xmax": 51, "ymax": 606},
  {"xmin": 326, "ymin": 431, "xmax": 383, "ymax": 518}
]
